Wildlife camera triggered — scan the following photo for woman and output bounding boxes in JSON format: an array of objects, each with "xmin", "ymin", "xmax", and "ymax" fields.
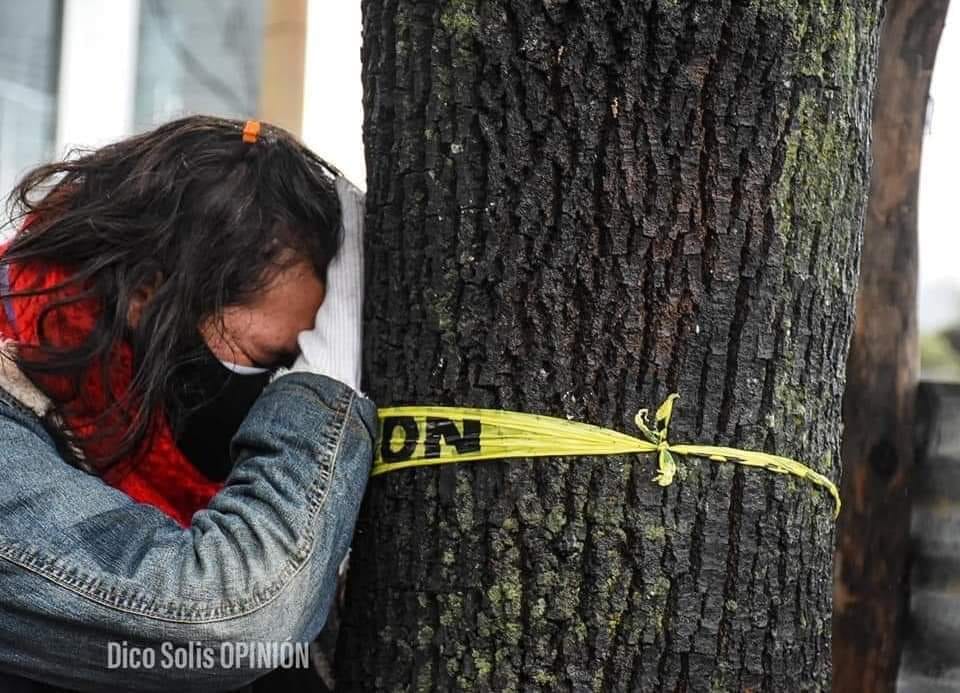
[{"xmin": 0, "ymin": 115, "xmax": 374, "ymax": 692}]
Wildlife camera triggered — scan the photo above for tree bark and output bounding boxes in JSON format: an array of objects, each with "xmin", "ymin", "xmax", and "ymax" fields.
[
  {"xmin": 832, "ymin": 2, "xmax": 950, "ymax": 692},
  {"xmin": 339, "ymin": 1, "xmax": 883, "ymax": 690}
]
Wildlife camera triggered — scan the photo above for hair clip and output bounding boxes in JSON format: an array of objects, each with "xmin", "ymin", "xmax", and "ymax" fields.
[{"xmin": 242, "ymin": 120, "xmax": 261, "ymax": 144}]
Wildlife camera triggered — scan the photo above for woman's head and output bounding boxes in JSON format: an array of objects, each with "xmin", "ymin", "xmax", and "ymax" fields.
[{"xmin": 1, "ymin": 114, "xmax": 343, "ymax": 468}]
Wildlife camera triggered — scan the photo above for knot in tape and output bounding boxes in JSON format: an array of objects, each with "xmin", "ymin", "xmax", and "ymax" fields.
[{"xmin": 634, "ymin": 394, "xmax": 681, "ymax": 488}]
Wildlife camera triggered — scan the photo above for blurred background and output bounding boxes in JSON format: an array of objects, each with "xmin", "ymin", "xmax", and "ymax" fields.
[
  {"xmin": 919, "ymin": 1, "xmax": 960, "ymax": 380},
  {"xmin": 0, "ymin": 0, "xmax": 366, "ymax": 199}
]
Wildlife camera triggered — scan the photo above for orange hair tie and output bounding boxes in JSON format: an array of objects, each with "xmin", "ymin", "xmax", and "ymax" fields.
[{"xmin": 242, "ymin": 120, "xmax": 261, "ymax": 144}]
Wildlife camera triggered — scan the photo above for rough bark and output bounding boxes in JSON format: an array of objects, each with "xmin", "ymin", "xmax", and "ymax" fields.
[
  {"xmin": 832, "ymin": 2, "xmax": 950, "ymax": 692},
  {"xmin": 338, "ymin": 1, "xmax": 882, "ymax": 690}
]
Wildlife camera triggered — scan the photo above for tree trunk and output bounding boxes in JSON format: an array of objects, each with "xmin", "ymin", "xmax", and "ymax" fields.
[
  {"xmin": 832, "ymin": 2, "xmax": 950, "ymax": 692},
  {"xmin": 338, "ymin": 1, "xmax": 883, "ymax": 690}
]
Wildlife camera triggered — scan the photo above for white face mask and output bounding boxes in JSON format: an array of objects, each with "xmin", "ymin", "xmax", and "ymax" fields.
[{"xmin": 218, "ymin": 360, "xmax": 270, "ymax": 375}]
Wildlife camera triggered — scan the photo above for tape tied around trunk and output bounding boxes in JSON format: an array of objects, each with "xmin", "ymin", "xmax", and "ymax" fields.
[{"xmin": 372, "ymin": 393, "xmax": 841, "ymax": 519}]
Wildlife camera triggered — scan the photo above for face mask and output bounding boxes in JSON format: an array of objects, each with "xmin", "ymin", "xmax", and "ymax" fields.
[{"xmin": 164, "ymin": 334, "xmax": 274, "ymax": 481}]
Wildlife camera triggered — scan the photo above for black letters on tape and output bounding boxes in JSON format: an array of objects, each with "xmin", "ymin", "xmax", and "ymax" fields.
[{"xmin": 380, "ymin": 416, "xmax": 481, "ymax": 463}]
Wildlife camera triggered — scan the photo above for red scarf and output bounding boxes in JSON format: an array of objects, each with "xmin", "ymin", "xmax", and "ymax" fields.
[{"xmin": 0, "ymin": 245, "xmax": 223, "ymax": 527}]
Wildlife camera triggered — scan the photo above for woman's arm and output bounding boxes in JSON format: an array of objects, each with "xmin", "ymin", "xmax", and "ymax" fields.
[{"xmin": 0, "ymin": 371, "xmax": 375, "ymax": 692}]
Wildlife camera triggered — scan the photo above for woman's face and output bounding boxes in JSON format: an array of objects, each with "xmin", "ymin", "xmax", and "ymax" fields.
[{"xmin": 200, "ymin": 259, "xmax": 326, "ymax": 368}]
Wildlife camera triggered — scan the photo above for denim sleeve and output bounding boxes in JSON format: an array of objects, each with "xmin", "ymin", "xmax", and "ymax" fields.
[{"xmin": 0, "ymin": 371, "xmax": 376, "ymax": 693}]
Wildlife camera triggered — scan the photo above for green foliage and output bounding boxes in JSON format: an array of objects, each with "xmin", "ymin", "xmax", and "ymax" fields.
[{"xmin": 921, "ymin": 330, "xmax": 960, "ymax": 381}]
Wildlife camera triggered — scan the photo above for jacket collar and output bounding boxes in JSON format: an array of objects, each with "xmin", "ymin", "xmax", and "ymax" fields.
[
  {"xmin": 0, "ymin": 337, "xmax": 90, "ymax": 470},
  {"xmin": 0, "ymin": 338, "xmax": 54, "ymax": 418}
]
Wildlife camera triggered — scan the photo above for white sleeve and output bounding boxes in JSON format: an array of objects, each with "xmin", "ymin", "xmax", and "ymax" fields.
[{"xmin": 272, "ymin": 175, "xmax": 366, "ymax": 396}]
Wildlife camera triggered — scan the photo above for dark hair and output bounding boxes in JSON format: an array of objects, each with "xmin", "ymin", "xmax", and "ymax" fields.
[{"xmin": 0, "ymin": 114, "xmax": 343, "ymax": 470}]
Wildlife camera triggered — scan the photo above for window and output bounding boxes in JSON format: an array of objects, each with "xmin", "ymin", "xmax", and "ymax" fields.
[
  {"xmin": 135, "ymin": 0, "xmax": 266, "ymax": 131},
  {"xmin": 0, "ymin": 1, "xmax": 62, "ymax": 203}
]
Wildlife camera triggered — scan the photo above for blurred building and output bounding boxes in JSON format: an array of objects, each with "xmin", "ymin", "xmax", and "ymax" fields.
[
  {"xmin": 0, "ymin": 0, "xmax": 364, "ymax": 205},
  {"xmin": 0, "ymin": 1, "xmax": 61, "ymax": 201}
]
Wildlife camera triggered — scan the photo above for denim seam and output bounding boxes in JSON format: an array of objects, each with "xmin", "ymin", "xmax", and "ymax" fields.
[{"xmin": 0, "ymin": 380, "xmax": 356, "ymax": 624}]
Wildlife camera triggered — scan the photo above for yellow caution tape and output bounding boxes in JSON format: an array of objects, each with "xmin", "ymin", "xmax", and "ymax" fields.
[{"xmin": 372, "ymin": 393, "xmax": 841, "ymax": 518}]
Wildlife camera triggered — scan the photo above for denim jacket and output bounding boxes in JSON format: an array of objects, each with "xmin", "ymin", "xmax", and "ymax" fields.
[{"xmin": 0, "ymin": 340, "xmax": 377, "ymax": 692}]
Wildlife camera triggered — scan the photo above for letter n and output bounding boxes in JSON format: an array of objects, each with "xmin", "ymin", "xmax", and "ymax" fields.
[{"xmin": 423, "ymin": 417, "xmax": 481, "ymax": 458}]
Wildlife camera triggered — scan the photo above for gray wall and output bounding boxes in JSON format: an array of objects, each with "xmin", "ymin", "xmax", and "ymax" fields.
[
  {"xmin": 0, "ymin": 1, "xmax": 62, "ymax": 204},
  {"xmin": 135, "ymin": 0, "xmax": 265, "ymax": 131},
  {"xmin": 899, "ymin": 382, "xmax": 960, "ymax": 692}
]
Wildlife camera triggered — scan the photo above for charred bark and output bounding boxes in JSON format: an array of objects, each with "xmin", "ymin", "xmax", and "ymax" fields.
[{"xmin": 338, "ymin": 1, "xmax": 883, "ymax": 690}]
